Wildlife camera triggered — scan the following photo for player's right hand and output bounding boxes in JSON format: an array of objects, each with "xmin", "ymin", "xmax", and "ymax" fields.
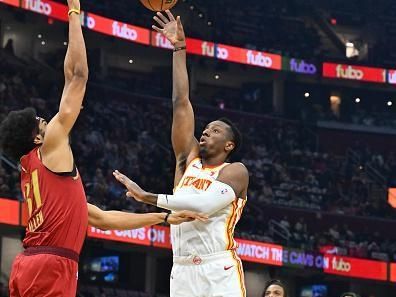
[
  {"xmin": 113, "ymin": 170, "xmax": 148, "ymax": 202},
  {"xmin": 167, "ymin": 211, "xmax": 208, "ymax": 225},
  {"xmin": 152, "ymin": 10, "xmax": 186, "ymax": 46}
]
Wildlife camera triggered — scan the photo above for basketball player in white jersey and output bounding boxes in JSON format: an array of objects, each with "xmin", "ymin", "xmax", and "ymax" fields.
[{"xmin": 113, "ymin": 10, "xmax": 249, "ymax": 297}]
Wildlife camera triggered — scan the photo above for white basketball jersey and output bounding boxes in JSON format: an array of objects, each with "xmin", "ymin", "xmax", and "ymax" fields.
[{"xmin": 171, "ymin": 158, "xmax": 247, "ymax": 257}]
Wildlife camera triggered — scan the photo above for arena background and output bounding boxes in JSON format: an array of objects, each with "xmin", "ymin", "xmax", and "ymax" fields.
[{"xmin": 1, "ymin": 0, "xmax": 396, "ymax": 296}]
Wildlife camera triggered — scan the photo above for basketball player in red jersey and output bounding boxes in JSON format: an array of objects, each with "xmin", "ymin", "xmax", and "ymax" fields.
[
  {"xmin": 113, "ymin": 10, "xmax": 249, "ymax": 297},
  {"xmin": 0, "ymin": 2, "xmax": 205, "ymax": 296}
]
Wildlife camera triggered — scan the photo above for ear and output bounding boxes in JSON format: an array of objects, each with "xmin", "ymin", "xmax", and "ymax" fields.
[
  {"xmin": 33, "ymin": 134, "xmax": 44, "ymax": 145},
  {"xmin": 225, "ymin": 141, "xmax": 235, "ymax": 153}
]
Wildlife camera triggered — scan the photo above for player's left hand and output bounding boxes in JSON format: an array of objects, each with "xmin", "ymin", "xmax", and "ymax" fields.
[
  {"xmin": 113, "ymin": 170, "xmax": 147, "ymax": 202},
  {"xmin": 168, "ymin": 211, "xmax": 208, "ymax": 225}
]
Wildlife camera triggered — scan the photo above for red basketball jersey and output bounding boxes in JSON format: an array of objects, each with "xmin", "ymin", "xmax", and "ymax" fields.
[{"xmin": 20, "ymin": 147, "xmax": 88, "ymax": 254}]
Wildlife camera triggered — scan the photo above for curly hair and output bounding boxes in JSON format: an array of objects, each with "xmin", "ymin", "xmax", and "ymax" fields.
[
  {"xmin": 0, "ymin": 108, "xmax": 39, "ymax": 161},
  {"xmin": 262, "ymin": 279, "xmax": 288, "ymax": 297}
]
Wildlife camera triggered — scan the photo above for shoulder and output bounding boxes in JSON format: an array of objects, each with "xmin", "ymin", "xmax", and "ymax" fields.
[
  {"xmin": 224, "ymin": 162, "xmax": 249, "ymax": 176},
  {"xmin": 219, "ymin": 162, "xmax": 249, "ymax": 183}
]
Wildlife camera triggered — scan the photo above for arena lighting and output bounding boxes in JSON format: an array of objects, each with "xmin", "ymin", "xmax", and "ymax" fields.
[
  {"xmin": 37, "ymin": 34, "xmax": 42, "ymax": 39},
  {"xmin": 304, "ymin": 92, "xmax": 310, "ymax": 98},
  {"xmin": 63, "ymin": 41, "xmax": 67, "ymax": 46},
  {"xmin": 190, "ymin": 5, "xmax": 194, "ymax": 10},
  {"xmin": 128, "ymin": 59, "xmax": 134, "ymax": 64},
  {"xmin": 388, "ymin": 101, "xmax": 393, "ymax": 106},
  {"xmin": 198, "ymin": 13, "xmax": 203, "ymax": 18},
  {"xmin": 41, "ymin": 40, "xmax": 46, "ymax": 45},
  {"xmin": 355, "ymin": 97, "xmax": 361, "ymax": 103},
  {"xmin": 207, "ymin": 21, "xmax": 212, "ymax": 26},
  {"xmin": 214, "ymin": 74, "xmax": 220, "ymax": 80}
]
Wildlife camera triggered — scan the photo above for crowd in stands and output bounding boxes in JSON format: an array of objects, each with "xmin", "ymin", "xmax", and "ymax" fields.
[{"xmin": 0, "ymin": 42, "xmax": 395, "ymax": 265}]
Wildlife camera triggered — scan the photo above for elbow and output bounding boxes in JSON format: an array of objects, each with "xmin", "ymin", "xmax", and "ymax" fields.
[{"xmin": 73, "ymin": 65, "xmax": 89, "ymax": 81}]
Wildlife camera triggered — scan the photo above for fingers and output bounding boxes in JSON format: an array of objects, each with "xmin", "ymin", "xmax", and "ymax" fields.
[
  {"xmin": 113, "ymin": 170, "xmax": 126, "ymax": 183},
  {"xmin": 165, "ymin": 10, "xmax": 175, "ymax": 21},
  {"xmin": 156, "ymin": 11, "xmax": 169, "ymax": 24},
  {"xmin": 153, "ymin": 16, "xmax": 166, "ymax": 28},
  {"xmin": 152, "ymin": 25, "xmax": 163, "ymax": 33},
  {"xmin": 176, "ymin": 16, "xmax": 183, "ymax": 27}
]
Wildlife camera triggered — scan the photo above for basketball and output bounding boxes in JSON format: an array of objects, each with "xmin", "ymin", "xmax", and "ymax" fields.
[{"xmin": 139, "ymin": 0, "xmax": 178, "ymax": 11}]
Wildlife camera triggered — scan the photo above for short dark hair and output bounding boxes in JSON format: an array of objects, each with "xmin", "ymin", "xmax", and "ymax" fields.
[
  {"xmin": 217, "ymin": 117, "xmax": 242, "ymax": 157},
  {"xmin": 0, "ymin": 108, "xmax": 38, "ymax": 161},
  {"xmin": 263, "ymin": 279, "xmax": 288, "ymax": 297}
]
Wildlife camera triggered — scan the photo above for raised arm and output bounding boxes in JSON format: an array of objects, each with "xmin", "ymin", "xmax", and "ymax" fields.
[
  {"xmin": 113, "ymin": 165, "xmax": 249, "ymax": 216},
  {"xmin": 87, "ymin": 203, "xmax": 206, "ymax": 230},
  {"xmin": 40, "ymin": 0, "xmax": 88, "ymax": 170},
  {"xmin": 152, "ymin": 11, "xmax": 199, "ymax": 184}
]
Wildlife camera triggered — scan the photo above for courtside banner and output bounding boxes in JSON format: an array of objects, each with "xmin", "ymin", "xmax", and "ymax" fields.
[
  {"xmin": 186, "ymin": 38, "xmax": 216, "ymax": 57},
  {"xmin": 388, "ymin": 188, "xmax": 396, "ymax": 208},
  {"xmin": 86, "ymin": 12, "xmax": 150, "ymax": 45},
  {"xmin": 22, "ymin": 0, "xmax": 68, "ymax": 22},
  {"xmin": 0, "ymin": 0, "xmax": 19, "ymax": 7},
  {"xmin": 323, "ymin": 255, "xmax": 387, "ymax": 281},
  {"xmin": 235, "ymin": 239, "xmax": 283, "ymax": 266},
  {"xmin": 151, "ymin": 31, "xmax": 173, "ymax": 50},
  {"xmin": 388, "ymin": 70, "xmax": 396, "ymax": 84},
  {"xmin": 0, "ymin": 198, "xmax": 20, "ymax": 226},
  {"xmin": 87, "ymin": 226, "xmax": 171, "ymax": 247},
  {"xmin": 390, "ymin": 263, "xmax": 396, "ymax": 282},
  {"xmin": 243, "ymin": 49, "xmax": 282, "ymax": 70},
  {"xmin": 282, "ymin": 57, "xmax": 318, "ymax": 75},
  {"xmin": 323, "ymin": 62, "xmax": 386, "ymax": 83}
]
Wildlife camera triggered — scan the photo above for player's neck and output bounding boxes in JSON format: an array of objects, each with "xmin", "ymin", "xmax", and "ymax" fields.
[{"xmin": 201, "ymin": 155, "xmax": 227, "ymax": 168}]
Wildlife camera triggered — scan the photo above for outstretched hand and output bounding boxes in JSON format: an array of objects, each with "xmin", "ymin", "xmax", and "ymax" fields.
[
  {"xmin": 168, "ymin": 210, "xmax": 208, "ymax": 225},
  {"xmin": 152, "ymin": 10, "xmax": 186, "ymax": 46},
  {"xmin": 113, "ymin": 170, "xmax": 147, "ymax": 202}
]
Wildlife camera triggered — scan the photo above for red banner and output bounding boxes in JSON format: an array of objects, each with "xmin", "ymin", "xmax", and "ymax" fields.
[
  {"xmin": 388, "ymin": 70, "xmax": 396, "ymax": 84},
  {"xmin": 323, "ymin": 62, "xmax": 386, "ymax": 83},
  {"xmin": 390, "ymin": 263, "xmax": 396, "ymax": 282},
  {"xmin": 0, "ymin": 198, "xmax": 20, "ymax": 226},
  {"xmin": 87, "ymin": 225, "xmax": 170, "ymax": 247},
  {"xmin": 0, "ymin": 0, "xmax": 19, "ymax": 7},
  {"xmin": 388, "ymin": 188, "xmax": 396, "ymax": 208},
  {"xmin": 235, "ymin": 239, "xmax": 283, "ymax": 266},
  {"xmin": 323, "ymin": 255, "xmax": 387, "ymax": 281},
  {"xmin": 243, "ymin": 48, "xmax": 282, "ymax": 70},
  {"xmin": 86, "ymin": 12, "xmax": 150, "ymax": 45},
  {"xmin": 185, "ymin": 38, "xmax": 214, "ymax": 57},
  {"xmin": 21, "ymin": 0, "xmax": 68, "ymax": 22},
  {"xmin": 151, "ymin": 31, "xmax": 173, "ymax": 50}
]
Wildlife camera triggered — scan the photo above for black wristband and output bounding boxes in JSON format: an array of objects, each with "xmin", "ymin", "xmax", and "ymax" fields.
[
  {"xmin": 174, "ymin": 46, "xmax": 186, "ymax": 52},
  {"xmin": 164, "ymin": 213, "xmax": 171, "ymax": 223}
]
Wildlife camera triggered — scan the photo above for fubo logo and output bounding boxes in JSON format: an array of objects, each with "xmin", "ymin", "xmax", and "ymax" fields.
[
  {"xmin": 154, "ymin": 33, "xmax": 173, "ymax": 49},
  {"xmin": 25, "ymin": 0, "xmax": 52, "ymax": 15},
  {"xmin": 112, "ymin": 22, "xmax": 138, "ymax": 41},
  {"xmin": 336, "ymin": 65, "xmax": 364, "ymax": 80},
  {"xmin": 246, "ymin": 50, "xmax": 273, "ymax": 68},
  {"xmin": 201, "ymin": 42, "xmax": 229, "ymax": 59},
  {"xmin": 332, "ymin": 257, "xmax": 351, "ymax": 272},
  {"xmin": 290, "ymin": 59, "xmax": 317, "ymax": 74}
]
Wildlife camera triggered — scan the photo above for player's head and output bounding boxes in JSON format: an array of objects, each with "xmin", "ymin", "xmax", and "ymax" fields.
[
  {"xmin": 263, "ymin": 279, "xmax": 288, "ymax": 297},
  {"xmin": 0, "ymin": 108, "xmax": 47, "ymax": 161},
  {"xmin": 199, "ymin": 118, "xmax": 241, "ymax": 161}
]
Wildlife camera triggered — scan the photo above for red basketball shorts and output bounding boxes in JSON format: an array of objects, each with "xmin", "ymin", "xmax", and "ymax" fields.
[{"xmin": 9, "ymin": 247, "xmax": 79, "ymax": 297}]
